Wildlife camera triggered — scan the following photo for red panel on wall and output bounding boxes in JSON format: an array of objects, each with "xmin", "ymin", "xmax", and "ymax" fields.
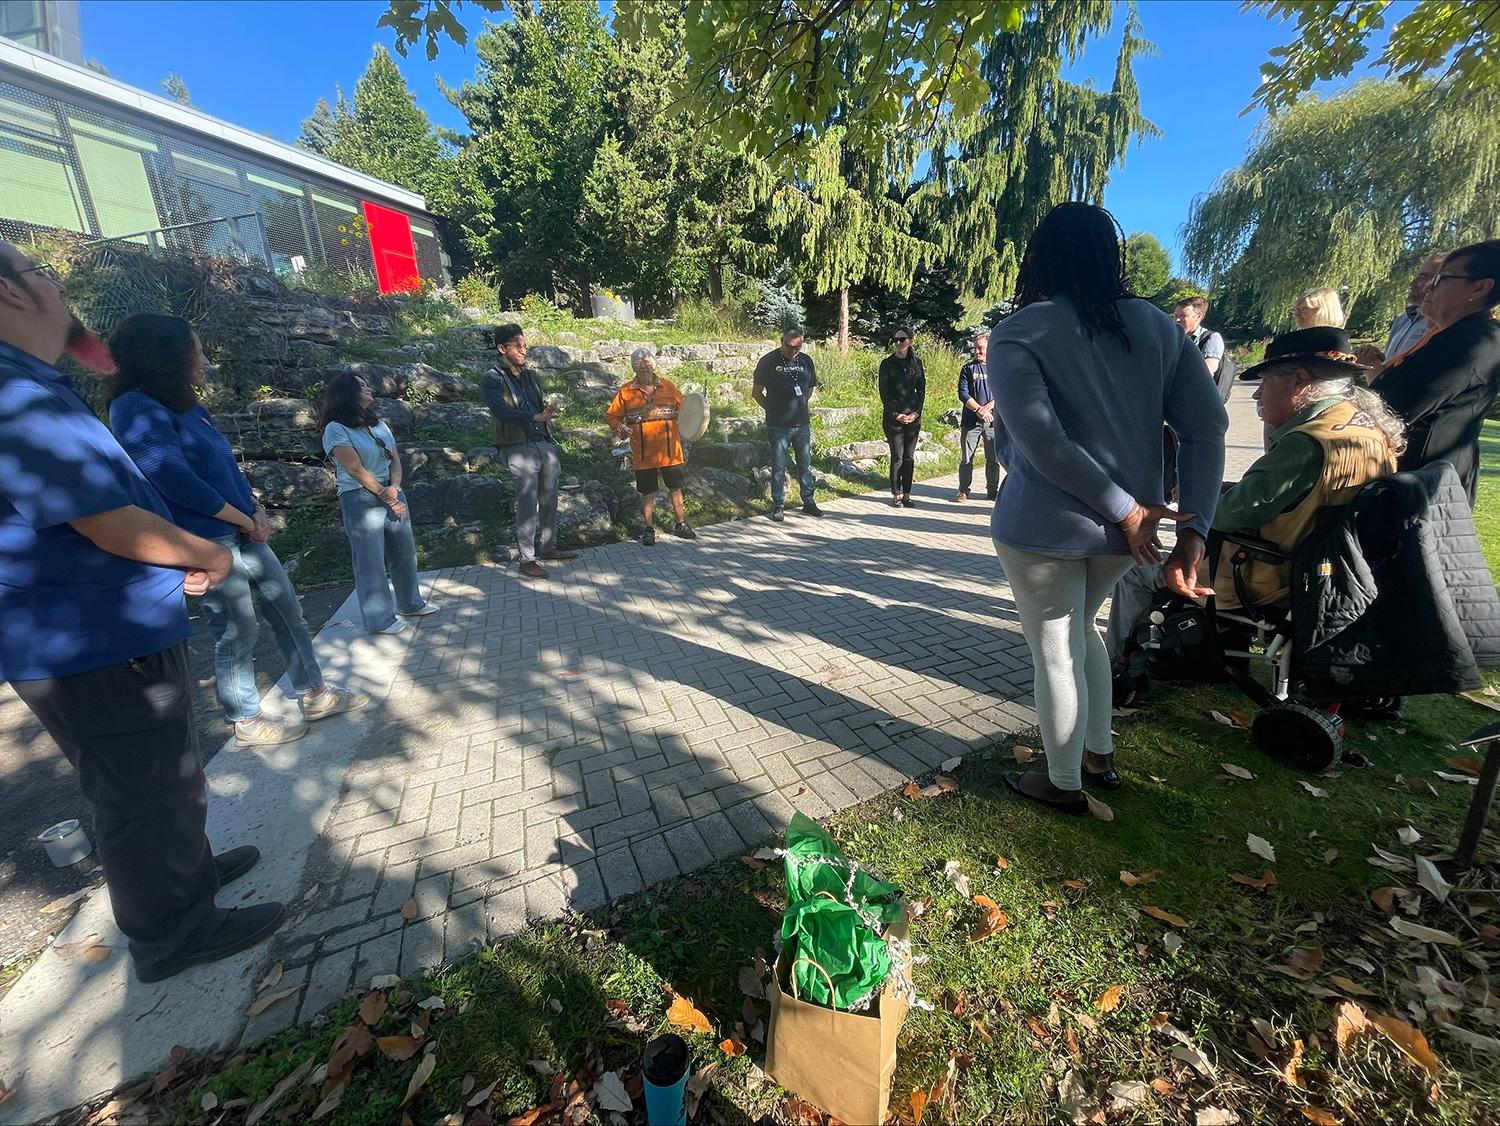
[{"xmin": 362, "ymin": 201, "xmax": 421, "ymax": 294}]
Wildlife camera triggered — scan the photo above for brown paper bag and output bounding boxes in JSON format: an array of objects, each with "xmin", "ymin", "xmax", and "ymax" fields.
[{"xmin": 764, "ymin": 917, "xmax": 909, "ymax": 1125}]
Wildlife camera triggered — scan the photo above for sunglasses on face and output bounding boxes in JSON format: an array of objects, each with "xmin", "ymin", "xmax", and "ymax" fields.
[
  {"xmin": 894, "ymin": 337, "xmax": 910, "ymax": 344},
  {"xmin": 1430, "ymin": 273, "xmax": 1477, "ymax": 289}
]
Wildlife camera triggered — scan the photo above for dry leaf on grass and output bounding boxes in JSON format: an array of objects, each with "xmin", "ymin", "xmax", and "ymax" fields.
[
  {"xmin": 1120, "ymin": 870, "xmax": 1158, "ymax": 886},
  {"xmin": 358, "ymin": 991, "xmax": 388, "ymax": 1027},
  {"xmin": 1221, "ymin": 763, "xmax": 1255, "ymax": 780},
  {"xmin": 1012, "ymin": 744, "xmax": 1037, "ymax": 764},
  {"xmin": 1095, "ymin": 985, "xmax": 1124, "ymax": 1014},
  {"xmin": 667, "ymin": 995, "xmax": 713, "ymax": 1036},
  {"xmin": 1084, "ymin": 792, "xmax": 1114, "ymax": 821},
  {"xmin": 1288, "ymin": 947, "xmax": 1324, "ymax": 974},
  {"xmin": 969, "ymin": 895, "xmax": 1008, "ymax": 943},
  {"xmin": 376, "ymin": 1035, "xmax": 422, "ymax": 1062},
  {"xmin": 1398, "ymin": 825, "xmax": 1423, "ymax": 845},
  {"xmin": 909, "ymin": 1086, "xmax": 929, "ymax": 1124},
  {"xmin": 1159, "ymin": 743, "xmax": 1185, "ymax": 758},
  {"xmin": 1282, "ymin": 1038, "xmax": 1306, "ymax": 1088},
  {"xmin": 1058, "ymin": 1068, "xmax": 1097, "ymax": 1125},
  {"xmin": 399, "ymin": 1052, "xmax": 436, "ymax": 1108},
  {"xmin": 1107, "ymin": 1080, "xmax": 1151, "ymax": 1110},
  {"xmin": 369, "ymin": 974, "xmax": 401, "ymax": 989},
  {"xmin": 1414, "ymin": 857, "xmax": 1453, "ymax": 903},
  {"xmin": 1144, "ymin": 906, "xmax": 1189, "ymax": 928},
  {"xmin": 1328, "ymin": 974, "xmax": 1376, "ymax": 998},
  {"xmin": 593, "ymin": 1071, "xmax": 633, "ymax": 1114},
  {"xmin": 247, "ymin": 983, "xmax": 306, "ymax": 1017},
  {"xmin": 1299, "ymin": 781, "xmax": 1330, "ymax": 798},
  {"xmin": 1247, "ymin": 833, "xmax": 1277, "ymax": 862},
  {"xmin": 1209, "ymin": 710, "xmax": 1240, "ymax": 728},
  {"xmin": 1444, "ymin": 756, "xmax": 1484, "ymax": 777},
  {"xmin": 1300, "ymin": 1108, "xmax": 1342, "ymax": 1126},
  {"xmin": 466, "ymin": 1079, "xmax": 500, "ymax": 1108},
  {"xmin": 995, "ymin": 855, "xmax": 1010, "ymax": 870},
  {"xmin": 942, "ymin": 860, "xmax": 972, "ymax": 899},
  {"xmin": 1163, "ymin": 933, "xmax": 1184, "ymax": 955},
  {"xmin": 932, "ymin": 774, "xmax": 960, "ymax": 794},
  {"xmin": 684, "ymin": 1066, "xmax": 717, "ymax": 1120},
  {"xmin": 902, "ymin": 781, "xmax": 924, "ymax": 801},
  {"xmin": 1435, "ymin": 771, "xmax": 1478, "ymax": 785},
  {"xmin": 1229, "ymin": 870, "xmax": 1278, "ymax": 891},
  {"xmin": 52, "ymin": 933, "xmax": 101, "ymax": 958},
  {"xmin": 1323, "ymin": 848, "xmax": 1339, "ymax": 865},
  {"xmin": 718, "ymin": 1037, "xmax": 746, "ymax": 1057},
  {"xmin": 1370, "ymin": 1013, "xmax": 1442, "ymax": 1080},
  {"xmin": 1390, "ymin": 917, "xmax": 1461, "ymax": 946},
  {"xmin": 737, "ymin": 966, "xmax": 766, "ymax": 1001},
  {"xmin": 1442, "ymin": 1025, "xmax": 1500, "ymax": 1053}
]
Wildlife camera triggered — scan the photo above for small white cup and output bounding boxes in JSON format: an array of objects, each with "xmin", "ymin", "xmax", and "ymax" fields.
[{"xmin": 38, "ymin": 819, "xmax": 92, "ymax": 867}]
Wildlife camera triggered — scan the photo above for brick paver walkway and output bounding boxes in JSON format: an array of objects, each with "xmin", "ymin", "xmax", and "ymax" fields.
[{"xmin": 259, "ymin": 478, "xmax": 1037, "ymax": 1038}]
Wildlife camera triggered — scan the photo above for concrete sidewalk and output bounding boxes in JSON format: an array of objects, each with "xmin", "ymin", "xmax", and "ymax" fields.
[{"xmin": 0, "ymin": 394, "xmax": 1266, "ymax": 1122}]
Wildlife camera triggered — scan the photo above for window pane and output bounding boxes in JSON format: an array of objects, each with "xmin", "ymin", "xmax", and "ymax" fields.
[
  {"xmin": 73, "ymin": 133, "xmax": 160, "ymax": 238},
  {"xmin": 0, "ymin": 130, "xmax": 87, "ymax": 232}
]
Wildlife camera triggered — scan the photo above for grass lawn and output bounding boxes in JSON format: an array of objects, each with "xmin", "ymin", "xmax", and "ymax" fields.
[{"xmin": 99, "ymin": 429, "xmax": 1500, "ymax": 1126}]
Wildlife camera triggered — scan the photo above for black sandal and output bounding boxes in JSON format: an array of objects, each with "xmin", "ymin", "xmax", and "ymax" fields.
[
  {"xmin": 1003, "ymin": 772, "xmax": 1088, "ymax": 815},
  {"xmin": 1083, "ymin": 761, "xmax": 1123, "ymax": 790}
]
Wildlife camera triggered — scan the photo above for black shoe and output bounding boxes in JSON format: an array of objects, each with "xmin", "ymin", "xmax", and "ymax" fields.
[
  {"xmin": 1083, "ymin": 765, "xmax": 1123, "ymax": 790},
  {"xmin": 987, "ymin": 491, "xmax": 997, "ymax": 501},
  {"xmin": 901, "ymin": 496, "xmax": 914, "ymax": 508},
  {"xmin": 641, "ymin": 527, "xmax": 656, "ymax": 546},
  {"xmin": 770, "ymin": 506, "xmax": 785, "ymax": 523},
  {"xmin": 135, "ymin": 902, "xmax": 287, "ymax": 983},
  {"xmin": 214, "ymin": 846, "xmax": 260, "ymax": 887},
  {"xmin": 672, "ymin": 522, "xmax": 696, "ymax": 540},
  {"xmin": 801, "ymin": 502, "xmax": 824, "ymax": 517}
]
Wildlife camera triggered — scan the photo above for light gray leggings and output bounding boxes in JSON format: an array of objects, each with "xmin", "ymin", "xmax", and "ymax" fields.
[{"xmin": 994, "ymin": 543, "xmax": 1134, "ymax": 790}]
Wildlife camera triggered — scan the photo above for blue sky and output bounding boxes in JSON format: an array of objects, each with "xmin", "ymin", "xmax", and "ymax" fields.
[{"xmin": 77, "ymin": 0, "xmax": 1390, "ymax": 276}]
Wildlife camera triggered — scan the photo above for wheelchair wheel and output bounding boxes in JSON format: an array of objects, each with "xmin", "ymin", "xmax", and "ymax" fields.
[{"xmin": 1251, "ymin": 703, "xmax": 1343, "ymax": 772}]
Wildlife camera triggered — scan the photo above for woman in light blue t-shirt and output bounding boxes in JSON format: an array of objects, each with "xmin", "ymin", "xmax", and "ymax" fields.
[{"xmin": 317, "ymin": 373, "xmax": 436, "ymax": 634}]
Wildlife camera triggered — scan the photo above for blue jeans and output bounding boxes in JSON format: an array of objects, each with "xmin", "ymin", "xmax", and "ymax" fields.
[
  {"xmin": 199, "ymin": 535, "xmax": 323, "ymax": 722},
  {"xmin": 768, "ymin": 424, "xmax": 815, "ymax": 508},
  {"xmin": 339, "ymin": 489, "xmax": 425, "ymax": 631}
]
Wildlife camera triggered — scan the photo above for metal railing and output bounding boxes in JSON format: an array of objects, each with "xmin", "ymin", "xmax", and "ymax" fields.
[{"xmin": 85, "ymin": 212, "xmax": 271, "ymax": 268}]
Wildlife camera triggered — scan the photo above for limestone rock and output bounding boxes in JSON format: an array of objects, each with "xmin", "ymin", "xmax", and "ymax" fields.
[
  {"xmin": 912, "ymin": 449, "xmax": 942, "ymax": 466},
  {"xmin": 707, "ymin": 354, "xmax": 750, "ymax": 374},
  {"xmin": 714, "ymin": 416, "xmax": 762, "ymax": 439},
  {"xmin": 809, "ymin": 406, "xmax": 863, "ymax": 427},
  {"xmin": 404, "ymin": 480, "xmax": 446, "ymax": 525},
  {"xmin": 287, "ymin": 339, "xmax": 337, "ymax": 369},
  {"xmin": 561, "ymin": 367, "xmax": 622, "ymax": 404},
  {"xmin": 465, "ymin": 446, "xmax": 500, "ymax": 473},
  {"xmin": 690, "ymin": 442, "xmax": 769, "ymax": 471},
  {"xmin": 214, "ymin": 398, "xmax": 323, "ymax": 461},
  {"xmin": 445, "ymin": 473, "xmax": 514, "ymax": 522},
  {"xmin": 243, "ymin": 461, "xmax": 335, "ymax": 506},
  {"xmin": 374, "ymin": 398, "xmax": 415, "ymax": 438},
  {"xmin": 825, "ymin": 440, "xmax": 888, "ymax": 461},
  {"xmin": 712, "ymin": 383, "xmax": 741, "ymax": 404},
  {"xmin": 555, "ymin": 481, "xmax": 617, "ymax": 541},
  {"xmin": 403, "ymin": 363, "xmax": 473, "ymax": 403},
  {"xmin": 403, "ymin": 445, "xmax": 469, "ymax": 483},
  {"xmin": 323, "ymin": 361, "xmax": 405, "ymax": 397},
  {"xmin": 690, "ymin": 467, "xmax": 755, "ymax": 506},
  {"xmin": 939, "ymin": 407, "xmax": 962, "ymax": 427},
  {"xmin": 415, "ymin": 401, "xmax": 492, "ymax": 436},
  {"xmin": 528, "ymin": 344, "xmax": 591, "ymax": 370}
]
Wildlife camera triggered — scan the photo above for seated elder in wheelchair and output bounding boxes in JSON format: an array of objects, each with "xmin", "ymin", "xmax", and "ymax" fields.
[{"xmin": 1113, "ymin": 326, "xmax": 1498, "ymax": 769}]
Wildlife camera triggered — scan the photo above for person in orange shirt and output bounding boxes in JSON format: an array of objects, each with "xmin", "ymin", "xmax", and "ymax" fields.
[{"xmin": 607, "ymin": 347, "xmax": 696, "ymax": 545}]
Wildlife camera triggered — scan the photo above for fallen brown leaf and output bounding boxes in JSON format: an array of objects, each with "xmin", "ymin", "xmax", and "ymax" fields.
[
  {"xmin": 377, "ymin": 1034, "xmax": 422, "ymax": 1062},
  {"xmin": 1095, "ymin": 985, "xmax": 1124, "ymax": 1014},
  {"xmin": 933, "ymin": 774, "xmax": 960, "ymax": 793},
  {"xmin": 247, "ymin": 983, "xmax": 306, "ymax": 1017},
  {"xmin": 506, "ymin": 1101, "xmax": 563, "ymax": 1126},
  {"xmin": 1143, "ymin": 906, "xmax": 1189, "ymax": 928},
  {"xmin": 995, "ymin": 855, "xmax": 1010, "ymax": 870},
  {"xmin": 1282, "ymin": 1038, "xmax": 1306, "ymax": 1088},
  {"xmin": 1390, "ymin": 918, "xmax": 1461, "ymax": 946},
  {"xmin": 358, "ymin": 991, "xmax": 388, "ymax": 1027},
  {"xmin": 969, "ymin": 894, "xmax": 1009, "ymax": 943},
  {"xmin": 1221, "ymin": 762, "xmax": 1255, "ymax": 780},
  {"xmin": 1150, "ymin": 1077, "xmax": 1174, "ymax": 1096},
  {"xmin": 1370, "ymin": 1012, "xmax": 1443, "ymax": 1083},
  {"xmin": 1040, "ymin": 900, "xmax": 1061, "ymax": 919},
  {"xmin": 399, "ymin": 1052, "xmax": 437, "ymax": 1109},
  {"xmin": 80, "ymin": 943, "xmax": 112, "ymax": 963},
  {"xmin": 1334, "ymin": 1000, "xmax": 1369, "ymax": 1052},
  {"xmin": 1444, "ymin": 756, "xmax": 1484, "ymax": 777},
  {"xmin": 1061, "ymin": 879, "xmax": 1089, "ymax": 890},
  {"xmin": 1328, "ymin": 974, "xmax": 1376, "ymax": 998},
  {"xmin": 910, "ymin": 1086, "xmax": 929, "ymax": 1124},
  {"xmin": 1024, "ymin": 1016, "xmax": 1052, "ymax": 1043},
  {"xmin": 1370, "ymin": 886, "xmax": 1401, "ymax": 913},
  {"xmin": 1012, "ymin": 744, "xmax": 1036, "ymax": 764},
  {"xmin": 1084, "ymin": 792, "xmax": 1114, "ymax": 821},
  {"xmin": 1119, "ymin": 870, "xmax": 1158, "ymax": 886},
  {"xmin": 53, "ymin": 933, "xmax": 101, "ymax": 958},
  {"xmin": 1287, "ymin": 947, "xmax": 1325, "ymax": 975},
  {"xmin": 1229, "ymin": 870, "xmax": 1278, "ymax": 891},
  {"xmin": 1159, "ymin": 743, "xmax": 1185, "ymax": 759},
  {"xmin": 1065, "ymin": 1024, "xmax": 1082, "ymax": 1062},
  {"xmin": 740, "ymin": 854, "xmax": 768, "ymax": 870},
  {"xmin": 40, "ymin": 887, "xmax": 93, "ymax": 915},
  {"xmin": 257, "ymin": 962, "xmax": 284, "ymax": 994},
  {"xmin": 667, "ymin": 995, "xmax": 713, "ymax": 1036},
  {"xmin": 1300, "ymin": 1108, "xmax": 1342, "ymax": 1126},
  {"xmin": 400, "ymin": 898, "xmax": 418, "ymax": 921},
  {"xmin": 902, "ymin": 781, "xmax": 924, "ymax": 801},
  {"xmin": 719, "ymin": 1036, "xmax": 746, "ymax": 1056}
]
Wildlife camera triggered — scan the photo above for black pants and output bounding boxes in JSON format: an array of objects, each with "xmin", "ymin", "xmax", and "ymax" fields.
[
  {"xmin": 959, "ymin": 423, "xmax": 999, "ymax": 496},
  {"xmin": 11, "ymin": 643, "xmax": 222, "ymax": 971},
  {"xmin": 884, "ymin": 417, "xmax": 921, "ymax": 497}
]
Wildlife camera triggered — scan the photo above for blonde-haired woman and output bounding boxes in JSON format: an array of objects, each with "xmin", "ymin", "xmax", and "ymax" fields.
[
  {"xmin": 607, "ymin": 347, "xmax": 696, "ymax": 545},
  {"xmin": 1294, "ymin": 287, "xmax": 1346, "ymax": 328}
]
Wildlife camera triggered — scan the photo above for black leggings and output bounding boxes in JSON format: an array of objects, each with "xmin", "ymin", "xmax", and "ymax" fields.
[{"xmin": 884, "ymin": 418, "xmax": 921, "ymax": 496}]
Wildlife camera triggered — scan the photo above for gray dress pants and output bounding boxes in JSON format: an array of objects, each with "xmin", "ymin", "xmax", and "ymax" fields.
[{"xmin": 501, "ymin": 440, "xmax": 561, "ymax": 562}]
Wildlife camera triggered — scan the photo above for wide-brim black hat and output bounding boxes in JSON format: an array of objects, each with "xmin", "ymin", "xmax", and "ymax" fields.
[{"xmin": 1239, "ymin": 325, "xmax": 1367, "ymax": 380}]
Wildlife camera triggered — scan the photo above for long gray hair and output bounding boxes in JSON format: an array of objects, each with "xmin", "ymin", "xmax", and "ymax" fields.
[{"xmin": 1295, "ymin": 375, "xmax": 1408, "ymax": 455}]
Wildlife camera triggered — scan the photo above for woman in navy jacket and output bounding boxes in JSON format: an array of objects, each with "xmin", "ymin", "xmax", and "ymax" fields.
[{"xmin": 109, "ymin": 314, "xmax": 367, "ymax": 748}]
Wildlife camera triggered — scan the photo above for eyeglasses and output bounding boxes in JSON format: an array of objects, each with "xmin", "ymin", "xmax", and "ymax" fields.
[
  {"xmin": 893, "ymin": 336, "xmax": 910, "ymax": 344},
  {"xmin": 1430, "ymin": 273, "xmax": 1478, "ymax": 288},
  {"xmin": 8, "ymin": 262, "xmax": 61, "ymax": 286}
]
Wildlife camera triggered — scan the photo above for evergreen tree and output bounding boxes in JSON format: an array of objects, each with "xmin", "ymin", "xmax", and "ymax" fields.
[
  {"xmin": 298, "ymin": 94, "xmax": 346, "ymax": 156},
  {"xmin": 914, "ymin": 3, "xmax": 1158, "ymax": 306},
  {"xmin": 445, "ymin": 3, "xmax": 610, "ymax": 303},
  {"xmin": 1183, "ymin": 79, "xmax": 1500, "ymax": 328},
  {"xmin": 321, "ymin": 47, "xmax": 446, "ymax": 198}
]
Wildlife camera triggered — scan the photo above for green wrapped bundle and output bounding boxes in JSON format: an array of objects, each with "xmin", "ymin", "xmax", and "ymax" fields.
[{"xmin": 780, "ymin": 814, "xmax": 905, "ymax": 1010}]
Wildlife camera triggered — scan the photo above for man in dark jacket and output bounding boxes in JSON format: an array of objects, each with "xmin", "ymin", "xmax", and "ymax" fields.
[
  {"xmin": 1375, "ymin": 239, "xmax": 1500, "ymax": 504},
  {"xmin": 481, "ymin": 323, "xmax": 578, "ymax": 579},
  {"xmin": 955, "ymin": 331, "xmax": 997, "ymax": 502}
]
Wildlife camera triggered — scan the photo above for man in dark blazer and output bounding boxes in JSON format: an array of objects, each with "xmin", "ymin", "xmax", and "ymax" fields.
[{"xmin": 1376, "ymin": 239, "xmax": 1500, "ymax": 504}]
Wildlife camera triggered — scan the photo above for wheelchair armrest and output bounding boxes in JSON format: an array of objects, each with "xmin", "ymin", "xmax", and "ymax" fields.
[{"xmin": 1213, "ymin": 529, "xmax": 1291, "ymax": 566}]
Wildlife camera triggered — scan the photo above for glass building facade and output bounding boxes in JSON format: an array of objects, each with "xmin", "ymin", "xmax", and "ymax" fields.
[{"xmin": 0, "ymin": 38, "xmax": 447, "ymax": 292}]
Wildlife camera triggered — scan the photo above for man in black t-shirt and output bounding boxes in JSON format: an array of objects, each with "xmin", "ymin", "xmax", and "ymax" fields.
[{"xmin": 752, "ymin": 325, "xmax": 822, "ymax": 521}]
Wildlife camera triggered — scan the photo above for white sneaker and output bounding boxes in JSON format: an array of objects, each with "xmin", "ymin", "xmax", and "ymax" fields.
[
  {"xmin": 397, "ymin": 603, "xmax": 439, "ymax": 618},
  {"xmin": 374, "ymin": 619, "xmax": 409, "ymax": 635}
]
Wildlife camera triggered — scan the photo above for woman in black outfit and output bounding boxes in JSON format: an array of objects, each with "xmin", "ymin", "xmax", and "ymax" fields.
[{"xmin": 879, "ymin": 329, "xmax": 925, "ymax": 507}]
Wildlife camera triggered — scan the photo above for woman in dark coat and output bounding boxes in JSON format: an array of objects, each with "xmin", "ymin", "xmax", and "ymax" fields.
[
  {"xmin": 1376, "ymin": 239, "xmax": 1500, "ymax": 503},
  {"xmin": 878, "ymin": 328, "xmax": 925, "ymax": 507}
]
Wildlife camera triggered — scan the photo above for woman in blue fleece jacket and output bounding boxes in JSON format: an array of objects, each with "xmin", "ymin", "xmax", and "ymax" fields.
[{"xmin": 108, "ymin": 314, "xmax": 367, "ymax": 749}]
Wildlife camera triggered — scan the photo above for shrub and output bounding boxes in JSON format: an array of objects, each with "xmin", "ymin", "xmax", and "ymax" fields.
[
  {"xmin": 519, "ymin": 293, "xmax": 573, "ymax": 331},
  {"xmin": 454, "ymin": 274, "xmax": 497, "ymax": 311},
  {"xmin": 751, "ymin": 281, "xmax": 805, "ymax": 334},
  {"xmin": 673, "ymin": 297, "xmax": 755, "ymax": 340}
]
